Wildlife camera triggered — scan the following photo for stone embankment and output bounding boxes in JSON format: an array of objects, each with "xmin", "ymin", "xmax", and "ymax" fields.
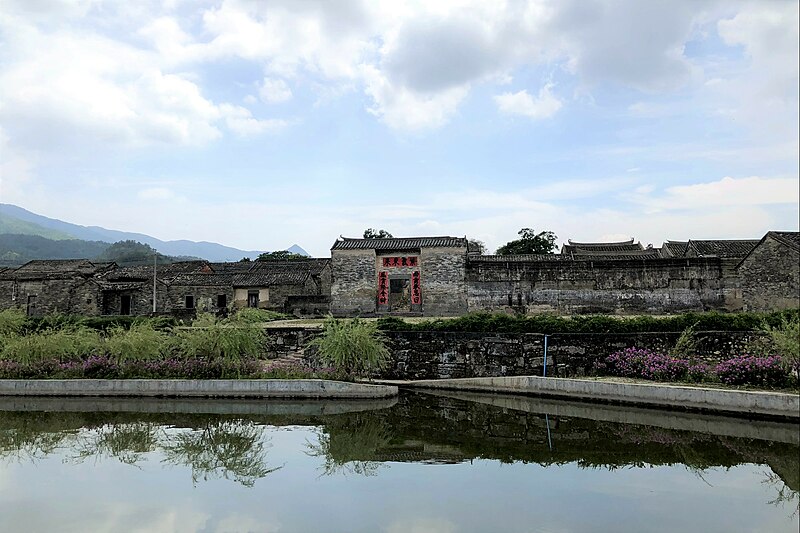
[
  {"xmin": 0, "ymin": 379, "xmax": 398, "ymax": 399},
  {"xmin": 384, "ymin": 376, "xmax": 799, "ymax": 420}
]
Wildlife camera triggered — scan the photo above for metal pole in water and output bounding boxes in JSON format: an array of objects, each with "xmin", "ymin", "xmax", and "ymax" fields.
[{"xmin": 543, "ymin": 334, "xmax": 549, "ymax": 377}]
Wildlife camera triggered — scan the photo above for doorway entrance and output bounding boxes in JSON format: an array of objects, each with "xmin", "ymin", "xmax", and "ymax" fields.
[
  {"xmin": 120, "ymin": 294, "xmax": 132, "ymax": 315},
  {"xmin": 389, "ymin": 277, "xmax": 410, "ymax": 311}
]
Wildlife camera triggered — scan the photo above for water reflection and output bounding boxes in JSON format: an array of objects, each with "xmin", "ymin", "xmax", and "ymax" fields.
[{"xmin": 0, "ymin": 392, "xmax": 798, "ymax": 528}]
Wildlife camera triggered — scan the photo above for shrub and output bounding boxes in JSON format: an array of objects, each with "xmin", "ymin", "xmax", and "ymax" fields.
[
  {"xmin": 309, "ymin": 317, "xmax": 389, "ymax": 377},
  {"xmin": 105, "ymin": 322, "xmax": 171, "ymax": 362},
  {"xmin": 761, "ymin": 314, "xmax": 800, "ymax": 373},
  {"xmin": 0, "ymin": 308, "xmax": 27, "ymax": 337},
  {"xmin": 715, "ymin": 355, "xmax": 789, "ymax": 388},
  {"xmin": 669, "ymin": 322, "xmax": 699, "ymax": 358},
  {"xmin": 375, "ymin": 310, "xmax": 799, "ymax": 334},
  {"xmin": 177, "ymin": 319, "xmax": 266, "ymax": 360},
  {"xmin": 0, "ymin": 326, "xmax": 104, "ymax": 364},
  {"xmin": 602, "ymin": 348, "xmax": 688, "ymax": 381},
  {"xmin": 228, "ymin": 308, "xmax": 289, "ymax": 324}
]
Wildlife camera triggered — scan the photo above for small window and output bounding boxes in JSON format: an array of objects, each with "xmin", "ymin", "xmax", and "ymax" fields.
[
  {"xmin": 185, "ymin": 295, "xmax": 195, "ymax": 309},
  {"xmin": 216, "ymin": 294, "xmax": 227, "ymax": 308}
]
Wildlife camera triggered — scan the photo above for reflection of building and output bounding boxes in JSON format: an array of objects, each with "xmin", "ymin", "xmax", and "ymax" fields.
[{"xmin": 1, "ymin": 231, "xmax": 797, "ymax": 317}]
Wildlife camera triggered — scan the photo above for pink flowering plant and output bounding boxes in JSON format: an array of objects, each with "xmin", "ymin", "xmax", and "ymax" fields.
[{"xmin": 598, "ymin": 348, "xmax": 796, "ymax": 388}]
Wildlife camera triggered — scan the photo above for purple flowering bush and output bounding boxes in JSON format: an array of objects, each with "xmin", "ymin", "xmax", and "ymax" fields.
[
  {"xmin": 0, "ymin": 355, "xmax": 345, "ymax": 380},
  {"xmin": 600, "ymin": 348, "xmax": 795, "ymax": 388},
  {"xmin": 715, "ymin": 355, "xmax": 789, "ymax": 388},
  {"xmin": 600, "ymin": 348, "xmax": 694, "ymax": 381}
]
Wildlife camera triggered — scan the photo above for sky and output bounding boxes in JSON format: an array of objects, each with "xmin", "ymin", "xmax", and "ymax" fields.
[{"xmin": 0, "ymin": 0, "xmax": 798, "ymax": 257}]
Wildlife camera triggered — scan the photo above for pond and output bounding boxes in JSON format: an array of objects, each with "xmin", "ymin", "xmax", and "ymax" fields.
[{"xmin": 0, "ymin": 391, "xmax": 797, "ymax": 532}]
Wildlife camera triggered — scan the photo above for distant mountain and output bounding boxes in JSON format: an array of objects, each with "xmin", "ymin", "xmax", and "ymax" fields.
[
  {"xmin": 0, "ymin": 204, "xmax": 306, "ymax": 262},
  {"xmin": 0, "ymin": 234, "xmax": 110, "ymax": 264},
  {"xmin": 0, "ymin": 234, "xmax": 197, "ymax": 266},
  {"xmin": 287, "ymin": 244, "xmax": 310, "ymax": 257},
  {"xmin": 0, "ymin": 212, "xmax": 75, "ymax": 240}
]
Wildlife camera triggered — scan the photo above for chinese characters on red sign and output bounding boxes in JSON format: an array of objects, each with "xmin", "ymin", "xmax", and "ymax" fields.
[
  {"xmin": 377, "ymin": 271, "xmax": 389, "ymax": 305},
  {"xmin": 411, "ymin": 270, "xmax": 421, "ymax": 305},
  {"xmin": 381, "ymin": 256, "xmax": 418, "ymax": 267}
]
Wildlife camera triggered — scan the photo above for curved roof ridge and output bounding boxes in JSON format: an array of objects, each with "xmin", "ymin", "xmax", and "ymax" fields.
[{"xmin": 567, "ymin": 238, "xmax": 634, "ymax": 246}]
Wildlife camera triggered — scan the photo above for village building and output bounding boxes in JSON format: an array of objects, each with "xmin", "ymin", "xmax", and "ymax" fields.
[
  {"xmin": 0, "ymin": 231, "xmax": 797, "ymax": 318},
  {"xmin": 0, "ymin": 259, "xmax": 116, "ymax": 316},
  {"xmin": 330, "ymin": 236, "xmax": 469, "ymax": 316},
  {"xmin": 737, "ymin": 231, "xmax": 800, "ymax": 312}
]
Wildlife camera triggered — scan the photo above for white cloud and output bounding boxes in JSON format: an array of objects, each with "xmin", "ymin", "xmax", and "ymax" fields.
[
  {"xmin": 219, "ymin": 104, "xmax": 289, "ymax": 136},
  {"xmin": 258, "ymin": 77, "xmax": 293, "ymax": 103},
  {"xmin": 494, "ymin": 84, "xmax": 562, "ymax": 119},
  {"xmin": 631, "ymin": 175, "xmax": 800, "ymax": 211},
  {"xmin": 361, "ymin": 65, "xmax": 468, "ymax": 130}
]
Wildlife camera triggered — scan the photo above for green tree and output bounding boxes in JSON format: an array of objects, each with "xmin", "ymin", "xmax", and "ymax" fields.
[
  {"xmin": 363, "ymin": 228, "xmax": 393, "ymax": 239},
  {"xmin": 496, "ymin": 228, "xmax": 557, "ymax": 255},
  {"xmin": 468, "ymin": 239, "xmax": 486, "ymax": 255},
  {"xmin": 256, "ymin": 250, "xmax": 306, "ymax": 261}
]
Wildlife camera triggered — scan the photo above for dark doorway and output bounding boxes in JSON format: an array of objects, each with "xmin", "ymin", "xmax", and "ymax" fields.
[
  {"xmin": 389, "ymin": 278, "xmax": 410, "ymax": 311},
  {"xmin": 26, "ymin": 295, "xmax": 38, "ymax": 317},
  {"xmin": 247, "ymin": 290, "xmax": 259, "ymax": 308},
  {"xmin": 120, "ymin": 295, "xmax": 132, "ymax": 316},
  {"xmin": 185, "ymin": 295, "xmax": 195, "ymax": 309},
  {"xmin": 216, "ymin": 294, "xmax": 227, "ymax": 308}
]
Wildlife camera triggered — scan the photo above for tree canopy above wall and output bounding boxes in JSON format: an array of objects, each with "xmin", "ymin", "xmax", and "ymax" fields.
[{"xmin": 496, "ymin": 228, "xmax": 558, "ymax": 255}]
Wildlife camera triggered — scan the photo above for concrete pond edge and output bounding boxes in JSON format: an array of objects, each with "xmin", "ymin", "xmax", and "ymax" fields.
[
  {"xmin": 0, "ymin": 379, "xmax": 398, "ymax": 399},
  {"xmin": 384, "ymin": 376, "xmax": 800, "ymax": 420}
]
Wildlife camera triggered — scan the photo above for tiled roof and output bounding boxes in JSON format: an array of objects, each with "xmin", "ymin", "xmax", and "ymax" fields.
[
  {"xmin": 769, "ymin": 231, "xmax": 800, "ymax": 251},
  {"xmin": 561, "ymin": 239, "xmax": 644, "ymax": 255},
  {"xmin": 567, "ymin": 249, "xmax": 662, "ymax": 259},
  {"xmin": 232, "ymin": 271, "xmax": 309, "ymax": 287},
  {"xmin": 9, "ymin": 259, "xmax": 115, "ymax": 278},
  {"xmin": 166, "ymin": 273, "xmax": 234, "ymax": 286},
  {"xmin": 469, "ymin": 254, "xmax": 568, "ymax": 262},
  {"xmin": 248, "ymin": 258, "xmax": 330, "ymax": 275},
  {"xmin": 14, "ymin": 259, "xmax": 96, "ymax": 273},
  {"xmin": 96, "ymin": 281, "xmax": 148, "ymax": 291},
  {"xmin": 208, "ymin": 262, "xmax": 255, "ymax": 273},
  {"xmin": 661, "ymin": 241, "xmax": 689, "ymax": 257},
  {"xmin": 567, "ymin": 238, "xmax": 635, "ymax": 246},
  {"xmin": 686, "ymin": 240, "xmax": 759, "ymax": 258},
  {"xmin": 331, "ymin": 236, "xmax": 468, "ymax": 251}
]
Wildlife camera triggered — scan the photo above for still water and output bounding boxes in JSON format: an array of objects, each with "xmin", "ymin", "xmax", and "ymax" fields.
[{"xmin": 0, "ymin": 391, "xmax": 797, "ymax": 533}]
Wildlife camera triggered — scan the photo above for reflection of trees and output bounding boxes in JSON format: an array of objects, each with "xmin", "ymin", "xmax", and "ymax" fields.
[
  {"xmin": 73, "ymin": 422, "xmax": 161, "ymax": 466},
  {"xmin": 763, "ymin": 471, "xmax": 800, "ymax": 517},
  {"xmin": 161, "ymin": 420, "xmax": 282, "ymax": 487},
  {"xmin": 307, "ymin": 413, "xmax": 392, "ymax": 476},
  {"xmin": 0, "ymin": 412, "xmax": 85, "ymax": 462}
]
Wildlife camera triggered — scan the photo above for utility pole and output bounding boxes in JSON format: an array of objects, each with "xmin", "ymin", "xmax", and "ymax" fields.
[{"xmin": 152, "ymin": 252, "xmax": 157, "ymax": 314}]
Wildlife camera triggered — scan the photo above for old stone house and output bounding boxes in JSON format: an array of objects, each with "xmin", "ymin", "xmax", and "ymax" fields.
[
  {"xmin": 231, "ymin": 259, "xmax": 331, "ymax": 314},
  {"xmin": 330, "ymin": 236, "xmax": 469, "ymax": 316},
  {"xmin": 0, "ymin": 259, "xmax": 115, "ymax": 316},
  {"xmin": 737, "ymin": 231, "xmax": 800, "ymax": 312}
]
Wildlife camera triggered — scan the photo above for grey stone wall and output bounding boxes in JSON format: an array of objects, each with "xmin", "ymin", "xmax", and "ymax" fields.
[
  {"xmin": 420, "ymin": 247, "xmax": 468, "ymax": 316},
  {"xmin": 739, "ymin": 236, "xmax": 800, "ymax": 312},
  {"xmin": 164, "ymin": 284, "xmax": 234, "ymax": 314},
  {"xmin": 330, "ymin": 249, "xmax": 377, "ymax": 316},
  {"xmin": 6, "ymin": 277, "xmax": 92, "ymax": 316},
  {"xmin": 466, "ymin": 257, "xmax": 736, "ymax": 315},
  {"xmin": 267, "ymin": 328, "xmax": 763, "ymax": 381}
]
